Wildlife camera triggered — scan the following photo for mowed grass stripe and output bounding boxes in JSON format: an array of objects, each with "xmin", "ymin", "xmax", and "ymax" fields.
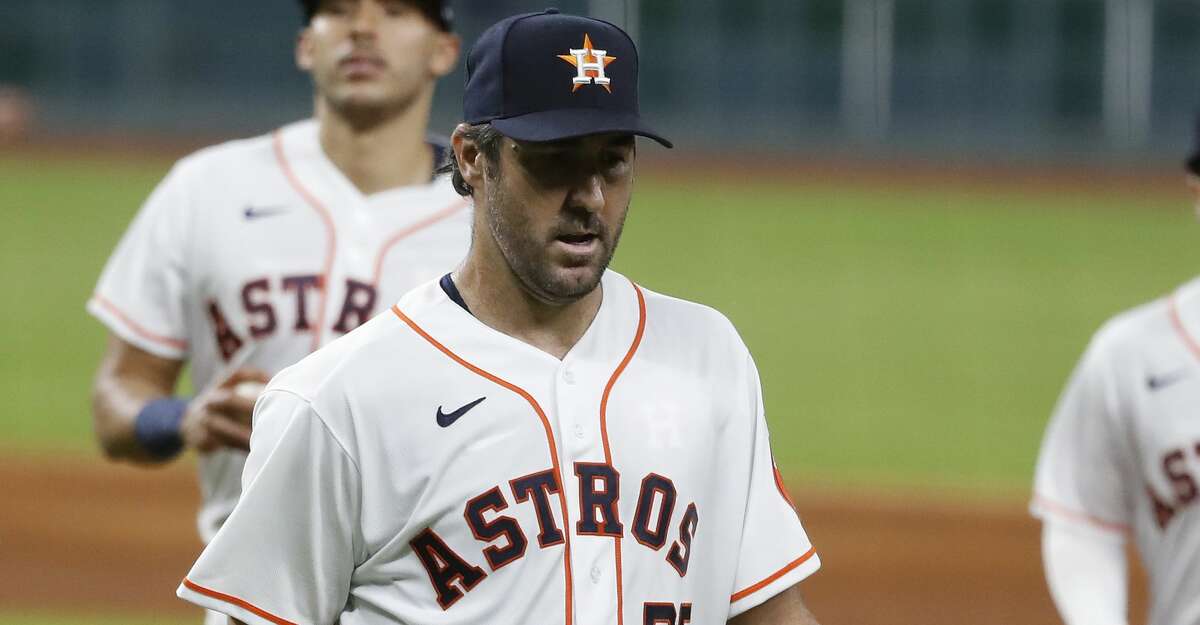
[
  {"xmin": 614, "ymin": 178, "xmax": 1199, "ymax": 491},
  {"xmin": 3, "ymin": 155, "xmax": 1197, "ymax": 493},
  {"xmin": 1, "ymin": 157, "xmax": 170, "ymax": 451}
]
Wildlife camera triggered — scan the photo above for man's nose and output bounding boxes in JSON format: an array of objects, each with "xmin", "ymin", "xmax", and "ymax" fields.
[
  {"xmin": 350, "ymin": 1, "xmax": 381, "ymax": 36},
  {"xmin": 566, "ymin": 173, "xmax": 605, "ymax": 214}
]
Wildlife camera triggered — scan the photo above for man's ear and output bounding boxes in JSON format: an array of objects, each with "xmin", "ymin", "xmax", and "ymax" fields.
[
  {"xmin": 452, "ymin": 124, "xmax": 487, "ymax": 191},
  {"xmin": 295, "ymin": 28, "xmax": 314, "ymax": 72},
  {"xmin": 429, "ymin": 33, "xmax": 461, "ymax": 78}
]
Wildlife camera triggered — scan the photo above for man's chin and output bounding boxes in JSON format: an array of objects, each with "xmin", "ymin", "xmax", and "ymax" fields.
[
  {"xmin": 531, "ymin": 265, "xmax": 605, "ymax": 304},
  {"xmin": 327, "ymin": 88, "xmax": 411, "ymax": 120}
]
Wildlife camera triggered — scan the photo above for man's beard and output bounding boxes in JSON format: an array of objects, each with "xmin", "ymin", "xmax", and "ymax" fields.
[
  {"xmin": 485, "ymin": 178, "xmax": 626, "ymax": 305},
  {"xmin": 318, "ymin": 78, "xmax": 419, "ymax": 132}
]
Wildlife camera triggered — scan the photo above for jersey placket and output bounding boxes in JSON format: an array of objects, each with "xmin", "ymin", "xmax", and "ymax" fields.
[
  {"xmin": 553, "ymin": 353, "xmax": 622, "ymax": 625},
  {"xmin": 274, "ymin": 127, "xmax": 358, "ymax": 353},
  {"xmin": 308, "ymin": 210, "xmax": 348, "ymax": 352},
  {"xmin": 328, "ymin": 203, "xmax": 379, "ymax": 344},
  {"xmin": 305, "ymin": 125, "xmax": 396, "ymax": 352}
]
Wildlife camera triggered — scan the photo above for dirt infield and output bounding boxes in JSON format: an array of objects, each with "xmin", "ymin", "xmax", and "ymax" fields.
[{"xmin": 0, "ymin": 453, "xmax": 1145, "ymax": 624}]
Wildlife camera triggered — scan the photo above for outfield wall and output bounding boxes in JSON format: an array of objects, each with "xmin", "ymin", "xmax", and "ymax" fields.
[{"xmin": 2, "ymin": 0, "xmax": 1199, "ymax": 163}]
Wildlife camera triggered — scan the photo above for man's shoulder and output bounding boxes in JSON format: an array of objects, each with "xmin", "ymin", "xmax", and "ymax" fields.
[
  {"xmin": 266, "ymin": 279, "xmax": 447, "ymax": 403},
  {"xmin": 168, "ymin": 120, "xmax": 310, "ymax": 185},
  {"xmin": 628, "ymin": 277, "xmax": 749, "ymax": 358},
  {"xmin": 637, "ymin": 281, "xmax": 741, "ymax": 336},
  {"xmin": 1090, "ymin": 293, "xmax": 1174, "ymax": 358}
]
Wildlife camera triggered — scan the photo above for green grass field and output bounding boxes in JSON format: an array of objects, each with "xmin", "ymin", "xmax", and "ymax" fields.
[
  {"xmin": 4, "ymin": 154, "xmax": 1199, "ymax": 492},
  {"xmin": 617, "ymin": 173, "xmax": 1200, "ymax": 492},
  {"xmin": 3, "ymin": 154, "xmax": 1198, "ymax": 624}
]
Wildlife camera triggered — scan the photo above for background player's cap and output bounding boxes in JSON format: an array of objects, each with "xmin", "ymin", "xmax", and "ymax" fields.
[
  {"xmin": 463, "ymin": 9, "xmax": 672, "ymax": 148},
  {"xmin": 297, "ymin": 0, "xmax": 454, "ymax": 32},
  {"xmin": 1188, "ymin": 113, "xmax": 1200, "ymax": 176}
]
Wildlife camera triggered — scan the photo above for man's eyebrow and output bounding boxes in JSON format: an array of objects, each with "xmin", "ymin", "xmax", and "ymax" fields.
[
  {"xmin": 517, "ymin": 135, "xmax": 636, "ymax": 154},
  {"xmin": 517, "ymin": 140, "xmax": 579, "ymax": 154},
  {"xmin": 606, "ymin": 136, "xmax": 636, "ymax": 148}
]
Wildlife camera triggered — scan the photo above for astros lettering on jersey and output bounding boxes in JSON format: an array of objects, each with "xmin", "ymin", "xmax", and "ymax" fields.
[
  {"xmin": 176, "ymin": 271, "xmax": 820, "ymax": 624},
  {"xmin": 1033, "ymin": 277, "xmax": 1200, "ymax": 625},
  {"xmin": 87, "ymin": 119, "xmax": 470, "ymax": 541}
]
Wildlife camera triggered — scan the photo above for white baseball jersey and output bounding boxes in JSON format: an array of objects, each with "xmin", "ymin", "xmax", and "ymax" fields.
[
  {"xmin": 177, "ymin": 270, "xmax": 819, "ymax": 625},
  {"xmin": 88, "ymin": 118, "xmax": 471, "ymax": 543},
  {"xmin": 1032, "ymin": 276, "xmax": 1200, "ymax": 625}
]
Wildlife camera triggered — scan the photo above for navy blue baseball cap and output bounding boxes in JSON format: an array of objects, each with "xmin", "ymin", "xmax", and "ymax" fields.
[{"xmin": 463, "ymin": 9, "xmax": 672, "ymax": 148}]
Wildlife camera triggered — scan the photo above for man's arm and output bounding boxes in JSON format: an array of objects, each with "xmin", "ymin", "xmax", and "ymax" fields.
[
  {"xmin": 177, "ymin": 391, "xmax": 360, "ymax": 622},
  {"xmin": 1031, "ymin": 326, "xmax": 1135, "ymax": 625},
  {"xmin": 1041, "ymin": 520, "xmax": 1129, "ymax": 625},
  {"xmin": 91, "ymin": 333, "xmax": 266, "ymax": 462},
  {"xmin": 729, "ymin": 584, "xmax": 820, "ymax": 625}
]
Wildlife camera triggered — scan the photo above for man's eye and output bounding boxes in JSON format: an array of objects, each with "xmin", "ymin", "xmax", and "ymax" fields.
[
  {"xmin": 521, "ymin": 156, "xmax": 552, "ymax": 172},
  {"xmin": 382, "ymin": 1, "xmax": 415, "ymax": 16},
  {"xmin": 320, "ymin": 0, "xmax": 353, "ymax": 16},
  {"xmin": 604, "ymin": 153, "xmax": 630, "ymax": 172}
]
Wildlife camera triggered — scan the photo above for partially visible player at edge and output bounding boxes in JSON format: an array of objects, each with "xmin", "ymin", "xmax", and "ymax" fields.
[
  {"xmin": 88, "ymin": 2, "xmax": 463, "ymax": 622},
  {"xmin": 177, "ymin": 9, "xmax": 822, "ymax": 625},
  {"xmin": 1032, "ymin": 117, "xmax": 1200, "ymax": 625}
]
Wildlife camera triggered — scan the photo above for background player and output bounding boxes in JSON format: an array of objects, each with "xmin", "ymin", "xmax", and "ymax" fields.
[
  {"xmin": 1031, "ymin": 118, "xmax": 1200, "ymax": 625},
  {"xmin": 88, "ymin": 1, "xmax": 464, "ymax": 621},
  {"xmin": 177, "ymin": 10, "xmax": 822, "ymax": 625}
]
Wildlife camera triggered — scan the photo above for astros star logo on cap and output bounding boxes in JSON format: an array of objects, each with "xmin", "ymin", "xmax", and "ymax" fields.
[{"xmin": 557, "ymin": 34, "xmax": 617, "ymax": 93}]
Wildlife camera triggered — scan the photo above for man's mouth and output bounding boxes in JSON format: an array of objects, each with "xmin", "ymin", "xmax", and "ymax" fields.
[
  {"xmin": 553, "ymin": 232, "xmax": 602, "ymax": 259},
  {"xmin": 339, "ymin": 53, "xmax": 386, "ymax": 77},
  {"xmin": 556, "ymin": 232, "xmax": 597, "ymax": 246}
]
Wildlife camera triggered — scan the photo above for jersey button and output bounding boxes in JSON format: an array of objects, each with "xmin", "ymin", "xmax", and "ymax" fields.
[
  {"xmin": 590, "ymin": 565, "xmax": 601, "ymax": 583},
  {"xmin": 561, "ymin": 368, "xmax": 576, "ymax": 385},
  {"xmin": 573, "ymin": 424, "xmax": 585, "ymax": 439}
]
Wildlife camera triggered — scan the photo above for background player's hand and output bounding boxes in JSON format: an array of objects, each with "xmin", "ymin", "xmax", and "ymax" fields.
[{"xmin": 181, "ymin": 369, "xmax": 271, "ymax": 453}]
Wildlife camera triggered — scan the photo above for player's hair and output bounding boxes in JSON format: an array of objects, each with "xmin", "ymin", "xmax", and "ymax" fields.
[{"xmin": 440, "ymin": 123, "xmax": 505, "ymax": 198}]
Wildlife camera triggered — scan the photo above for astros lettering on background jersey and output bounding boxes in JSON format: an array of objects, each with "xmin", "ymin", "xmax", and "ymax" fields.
[
  {"xmin": 1032, "ymin": 277, "xmax": 1200, "ymax": 625},
  {"xmin": 87, "ymin": 119, "xmax": 471, "ymax": 541},
  {"xmin": 177, "ymin": 271, "xmax": 820, "ymax": 625}
]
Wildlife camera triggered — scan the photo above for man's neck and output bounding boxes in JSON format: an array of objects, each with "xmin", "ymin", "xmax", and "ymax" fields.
[
  {"xmin": 453, "ymin": 253, "xmax": 602, "ymax": 361},
  {"xmin": 316, "ymin": 96, "xmax": 434, "ymax": 196}
]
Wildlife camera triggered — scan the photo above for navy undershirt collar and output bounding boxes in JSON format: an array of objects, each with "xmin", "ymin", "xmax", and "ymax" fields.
[{"xmin": 440, "ymin": 273, "xmax": 470, "ymax": 314}]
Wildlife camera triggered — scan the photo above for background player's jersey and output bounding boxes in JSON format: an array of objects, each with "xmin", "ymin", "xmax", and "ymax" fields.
[
  {"xmin": 87, "ymin": 119, "xmax": 471, "ymax": 541},
  {"xmin": 177, "ymin": 270, "xmax": 820, "ymax": 625},
  {"xmin": 1032, "ymin": 276, "xmax": 1200, "ymax": 625}
]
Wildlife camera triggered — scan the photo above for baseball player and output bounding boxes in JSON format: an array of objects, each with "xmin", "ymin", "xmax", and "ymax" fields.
[
  {"xmin": 88, "ymin": 1, "xmax": 465, "ymax": 621},
  {"xmin": 1031, "ymin": 120, "xmax": 1200, "ymax": 625},
  {"xmin": 177, "ymin": 10, "xmax": 822, "ymax": 625}
]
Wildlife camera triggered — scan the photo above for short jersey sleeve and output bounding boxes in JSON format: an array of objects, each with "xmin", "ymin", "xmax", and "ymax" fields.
[
  {"xmin": 1031, "ymin": 330, "xmax": 1134, "ymax": 533},
  {"xmin": 177, "ymin": 390, "xmax": 363, "ymax": 625},
  {"xmin": 727, "ymin": 354, "xmax": 821, "ymax": 618},
  {"xmin": 86, "ymin": 162, "xmax": 193, "ymax": 359}
]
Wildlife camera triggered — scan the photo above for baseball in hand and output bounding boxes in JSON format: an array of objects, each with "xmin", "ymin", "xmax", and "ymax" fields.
[{"xmin": 232, "ymin": 381, "xmax": 266, "ymax": 402}]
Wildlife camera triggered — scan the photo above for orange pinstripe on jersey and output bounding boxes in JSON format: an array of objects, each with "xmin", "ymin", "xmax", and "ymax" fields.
[
  {"xmin": 1168, "ymin": 292, "xmax": 1200, "ymax": 362},
  {"xmin": 370, "ymin": 199, "xmax": 470, "ymax": 287},
  {"xmin": 91, "ymin": 293, "xmax": 188, "ymax": 351},
  {"xmin": 1032, "ymin": 493, "xmax": 1130, "ymax": 534},
  {"xmin": 182, "ymin": 578, "xmax": 298, "ymax": 625},
  {"xmin": 272, "ymin": 130, "xmax": 337, "ymax": 354},
  {"xmin": 729, "ymin": 546, "xmax": 818, "ymax": 603},
  {"xmin": 772, "ymin": 463, "xmax": 799, "ymax": 514},
  {"xmin": 391, "ymin": 304, "xmax": 575, "ymax": 624},
  {"xmin": 597, "ymin": 279, "xmax": 647, "ymax": 625}
]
